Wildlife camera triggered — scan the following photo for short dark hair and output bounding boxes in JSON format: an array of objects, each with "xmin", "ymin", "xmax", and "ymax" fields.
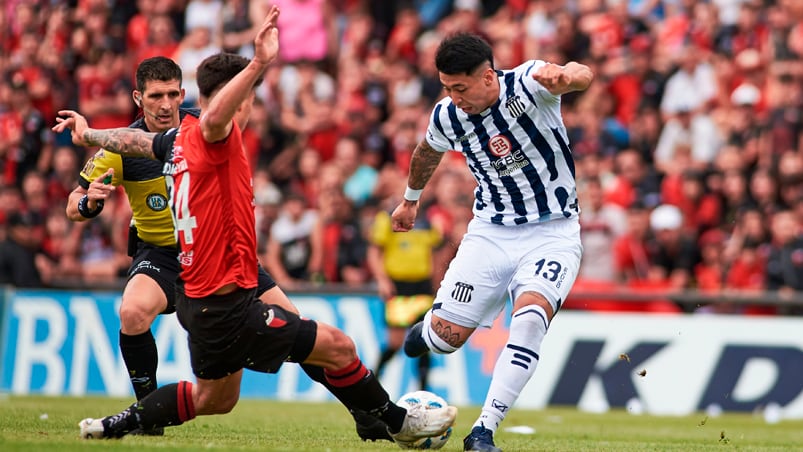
[
  {"xmin": 136, "ymin": 56, "xmax": 182, "ymax": 91},
  {"xmin": 196, "ymin": 53, "xmax": 263, "ymax": 99},
  {"xmin": 435, "ymin": 33, "xmax": 494, "ymax": 75}
]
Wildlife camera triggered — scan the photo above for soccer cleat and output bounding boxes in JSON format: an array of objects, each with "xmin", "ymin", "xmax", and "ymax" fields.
[
  {"xmin": 463, "ymin": 425, "xmax": 502, "ymax": 452},
  {"xmin": 78, "ymin": 418, "xmax": 106, "ymax": 439},
  {"xmin": 129, "ymin": 426, "xmax": 165, "ymax": 436},
  {"xmin": 391, "ymin": 403, "xmax": 457, "ymax": 443},
  {"xmin": 403, "ymin": 321, "xmax": 429, "ymax": 358},
  {"xmin": 351, "ymin": 409, "xmax": 394, "ymax": 442}
]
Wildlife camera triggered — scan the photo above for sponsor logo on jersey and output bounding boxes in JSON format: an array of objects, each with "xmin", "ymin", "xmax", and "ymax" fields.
[
  {"xmin": 163, "ymin": 158, "xmax": 187, "ymax": 175},
  {"xmin": 455, "ymin": 130, "xmax": 477, "ymax": 143},
  {"xmin": 488, "ymin": 134, "xmax": 512, "ymax": 157},
  {"xmin": 146, "ymin": 193, "xmax": 168, "ymax": 211},
  {"xmin": 178, "ymin": 250, "xmax": 193, "ymax": 266},
  {"xmin": 491, "ymin": 148, "xmax": 530, "ymax": 176},
  {"xmin": 505, "ymin": 95, "xmax": 526, "ymax": 118},
  {"xmin": 451, "ymin": 281, "xmax": 474, "ymax": 303}
]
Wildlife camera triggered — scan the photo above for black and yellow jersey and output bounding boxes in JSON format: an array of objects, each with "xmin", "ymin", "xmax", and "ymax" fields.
[
  {"xmin": 78, "ymin": 108, "xmax": 200, "ymax": 248},
  {"xmin": 371, "ymin": 210, "xmax": 442, "ymax": 282}
]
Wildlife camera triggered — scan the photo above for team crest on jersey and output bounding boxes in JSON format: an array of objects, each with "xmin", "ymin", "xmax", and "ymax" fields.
[
  {"xmin": 451, "ymin": 281, "xmax": 474, "ymax": 303},
  {"xmin": 488, "ymin": 134, "xmax": 512, "ymax": 157},
  {"xmin": 505, "ymin": 95, "xmax": 526, "ymax": 117},
  {"xmin": 146, "ymin": 193, "xmax": 168, "ymax": 211}
]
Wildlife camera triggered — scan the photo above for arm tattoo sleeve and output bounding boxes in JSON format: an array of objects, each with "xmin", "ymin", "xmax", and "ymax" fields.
[
  {"xmin": 83, "ymin": 128, "xmax": 157, "ymax": 159},
  {"xmin": 408, "ymin": 140, "xmax": 445, "ymax": 190}
]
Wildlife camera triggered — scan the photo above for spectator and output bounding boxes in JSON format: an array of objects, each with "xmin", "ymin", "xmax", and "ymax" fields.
[
  {"xmin": 76, "ymin": 45, "xmax": 132, "ymax": 130},
  {"xmin": 134, "ymin": 15, "xmax": 180, "ymax": 65},
  {"xmin": 578, "ymin": 176, "xmax": 628, "ymax": 282},
  {"xmin": 604, "ymin": 148, "xmax": 662, "ymax": 209},
  {"xmin": 0, "ymin": 75, "xmax": 54, "ymax": 187},
  {"xmin": 318, "ymin": 187, "xmax": 369, "ymax": 285},
  {"xmin": 272, "ymin": 0, "xmax": 335, "ymax": 65},
  {"xmin": 661, "ymin": 168, "xmax": 722, "ymax": 234},
  {"xmin": 331, "ymin": 135, "xmax": 379, "ymax": 208},
  {"xmin": 0, "ymin": 211, "xmax": 52, "ymax": 287},
  {"xmin": 173, "ymin": 25, "xmax": 221, "ymax": 108},
  {"xmin": 647, "ymin": 203, "xmax": 700, "ymax": 292},
  {"xmin": 765, "ymin": 209, "xmax": 803, "ymax": 296},
  {"xmin": 264, "ymin": 191, "xmax": 323, "ymax": 289}
]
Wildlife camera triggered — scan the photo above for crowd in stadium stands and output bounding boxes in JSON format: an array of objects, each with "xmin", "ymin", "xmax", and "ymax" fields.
[{"xmin": 1, "ymin": 0, "xmax": 802, "ymax": 315}]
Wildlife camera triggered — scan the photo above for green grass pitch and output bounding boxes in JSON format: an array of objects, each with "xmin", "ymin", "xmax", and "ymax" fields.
[{"xmin": 1, "ymin": 396, "xmax": 801, "ymax": 451}]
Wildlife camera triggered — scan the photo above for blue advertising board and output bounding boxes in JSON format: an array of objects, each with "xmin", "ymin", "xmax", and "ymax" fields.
[{"xmin": 0, "ymin": 289, "xmax": 495, "ymax": 405}]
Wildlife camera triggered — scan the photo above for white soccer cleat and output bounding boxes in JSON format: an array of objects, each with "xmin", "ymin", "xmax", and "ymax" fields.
[
  {"xmin": 79, "ymin": 418, "xmax": 106, "ymax": 439},
  {"xmin": 391, "ymin": 404, "xmax": 458, "ymax": 443}
]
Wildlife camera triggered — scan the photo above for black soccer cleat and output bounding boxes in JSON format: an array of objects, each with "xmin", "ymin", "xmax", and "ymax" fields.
[
  {"xmin": 463, "ymin": 425, "xmax": 502, "ymax": 452},
  {"xmin": 351, "ymin": 409, "xmax": 394, "ymax": 442},
  {"xmin": 403, "ymin": 321, "xmax": 429, "ymax": 358}
]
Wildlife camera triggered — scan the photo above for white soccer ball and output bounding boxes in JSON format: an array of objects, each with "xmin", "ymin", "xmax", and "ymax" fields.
[{"xmin": 395, "ymin": 390, "xmax": 453, "ymax": 450}]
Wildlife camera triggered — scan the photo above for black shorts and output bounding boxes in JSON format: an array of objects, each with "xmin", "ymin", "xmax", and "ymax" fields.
[
  {"xmin": 127, "ymin": 239, "xmax": 275, "ymax": 315},
  {"xmin": 257, "ymin": 264, "xmax": 277, "ymax": 296},
  {"xmin": 175, "ymin": 283, "xmax": 317, "ymax": 380},
  {"xmin": 128, "ymin": 242, "xmax": 180, "ymax": 314}
]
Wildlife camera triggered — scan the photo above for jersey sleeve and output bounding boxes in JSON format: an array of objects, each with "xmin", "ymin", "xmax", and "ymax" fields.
[
  {"xmin": 520, "ymin": 60, "xmax": 560, "ymax": 104},
  {"xmin": 425, "ymin": 103, "xmax": 454, "ymax": 153},
  {"xmin": 152, "ymin": 127, "xmax": 179, "ymax": 162},
  {"xmin": 78, "ymin": 149, "xmax": 123, "ymax": 189}
]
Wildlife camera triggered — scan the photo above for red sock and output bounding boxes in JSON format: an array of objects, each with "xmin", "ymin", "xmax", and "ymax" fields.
[
  {"xmin": 177, "ymin": 381, "xmax": 196, "ymax": 422},
  {"xmin": 324, "ymin": 359, "xmax": 369, "ymax": 387}
]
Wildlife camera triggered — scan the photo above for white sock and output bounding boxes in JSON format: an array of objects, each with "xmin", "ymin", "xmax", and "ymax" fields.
[
  {"xmin": 422, "ymin": 310, "xmax": 459, "ymax": 354},
  {"xmin": 474, "ymin": 304, "xmax": 549, "ymax": 432}
]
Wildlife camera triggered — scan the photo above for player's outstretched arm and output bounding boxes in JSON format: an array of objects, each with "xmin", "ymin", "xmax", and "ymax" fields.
[
  {"xmin": 201, "ymin": 5, "xmax": 280, "ymax": 142},
  {"xmin": 407, "ymin": 139, "xmax": 445, "ymax": 191},
  {"xmin": 532, "ymin": 62, "xmax": 594, "ymax": 96},
  {"xmin": 53, "ymin": 110, "xmax": 157, "ymax": 158},
  {"xmin": 391, "ymin": 139, "xmax": 444, "ymax": 232}
]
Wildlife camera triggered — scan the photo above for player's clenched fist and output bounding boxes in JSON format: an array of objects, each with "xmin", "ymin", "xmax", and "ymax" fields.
[{"xmin": 532, "ymin": 63, "xmax": 571, "ymax": 92}]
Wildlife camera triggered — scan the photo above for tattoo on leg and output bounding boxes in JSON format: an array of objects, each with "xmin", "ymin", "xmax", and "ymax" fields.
[{"xmin": 433, "ymin": 321, "xmax": 463, "ymax": 348}]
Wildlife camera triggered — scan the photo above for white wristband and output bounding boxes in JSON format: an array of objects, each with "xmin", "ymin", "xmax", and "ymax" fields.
[{"xmin": 403, "ymin": 187, "xmax": 423, "ymax": 202}]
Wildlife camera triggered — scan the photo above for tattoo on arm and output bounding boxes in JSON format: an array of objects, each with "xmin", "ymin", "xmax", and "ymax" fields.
[
  {"xmin": 408, "ymin": 140, "xmax": 444, "ymax": 190},
  {"xmin": 83, "ymin": 128, "xmax": 157, "ymax": 159},
  {"xmin": 433, "ymin": 320, "xmax": 466, "ymax": 348}
]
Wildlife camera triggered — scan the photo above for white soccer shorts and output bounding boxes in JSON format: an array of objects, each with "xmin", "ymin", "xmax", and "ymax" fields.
[{"xmin": 433, "ymin": 217, "xmax": 582, "ymax": 328}]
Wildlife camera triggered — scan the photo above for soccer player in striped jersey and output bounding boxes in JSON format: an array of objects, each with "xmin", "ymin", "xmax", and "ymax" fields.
[{"xmin": 395, "ymin": 33, "xmax": 593, "ymax": 452}]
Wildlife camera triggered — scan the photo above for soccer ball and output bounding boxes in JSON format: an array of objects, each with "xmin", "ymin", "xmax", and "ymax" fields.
[{"xmin": 395, "ymin": 390, "xmax": 454, "ymax": 450}]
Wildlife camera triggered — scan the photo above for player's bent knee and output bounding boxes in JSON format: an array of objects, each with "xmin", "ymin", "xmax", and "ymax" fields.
[
  {"xmin": 421, "ymin": 315, "xmax": 461, "ymax": 355},
  {"xmin": 118, "ymin": 302, "xmax": 159, "ymax": 334},
  {"xmin": 514, "ymin": 291, "xmax": 554, "ymax": 319}
]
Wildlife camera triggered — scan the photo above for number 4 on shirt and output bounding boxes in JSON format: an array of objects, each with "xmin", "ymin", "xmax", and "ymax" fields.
[{"xmin": 166, "ymin": 173, "xmax": 197, "ymax": 244}]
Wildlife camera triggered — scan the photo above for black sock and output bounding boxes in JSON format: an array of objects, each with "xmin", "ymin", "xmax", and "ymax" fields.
[
  {"xmin": 119, "ymin": 330, "xmax": 158, "ymax": 400},
  {"xmin": 102, "ymin": 381, "xmax": 195, "ymax": 437},
  {"xmin": 417, "ymin": 353, "xmax": 431, "ymax": 390},
  {"xmin": 375, "ymin": 348, "xmax": 398, "ymax": 376},
  {"xmin": 302, "ymin": 361, "xmax": 407, "ymax": 432}
]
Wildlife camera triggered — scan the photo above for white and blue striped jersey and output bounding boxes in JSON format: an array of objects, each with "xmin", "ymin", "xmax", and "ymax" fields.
[{"xmin": 426, "ymin": 60, "xmax": 579, "ymax": 226}]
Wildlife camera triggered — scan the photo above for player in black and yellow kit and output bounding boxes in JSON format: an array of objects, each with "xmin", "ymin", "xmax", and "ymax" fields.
[
  {"xmin": 66, "ymin": 56, "xmax": 393, "ymax": 442},
  {"xmin": 66, "ymin": 57, "xmax": 196, "ymax": 435},
  {"xmin": 367, "ymin": 208, "xmax": 442, "ymax": 390}
]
